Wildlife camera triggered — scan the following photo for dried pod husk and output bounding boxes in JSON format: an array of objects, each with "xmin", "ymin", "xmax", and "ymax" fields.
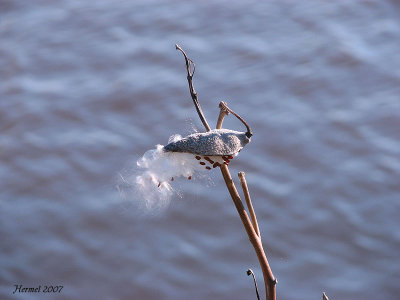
[{"xmin": 163, "ymin": 129, "xmax": 251, "ymax": 156}]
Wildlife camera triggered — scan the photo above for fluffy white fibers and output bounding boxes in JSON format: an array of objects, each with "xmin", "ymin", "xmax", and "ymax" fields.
[{"xmin": 118, "ymin": 134, "xmax": 212, "ymax": 211}]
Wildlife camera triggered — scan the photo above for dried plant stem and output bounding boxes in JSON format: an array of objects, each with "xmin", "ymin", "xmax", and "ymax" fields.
[
  {"xmin": 176, "ymin": 46, "xmax": 276, "ymax": 300},
  {"xmin": 220, "ymin": 164, "xmax": 276, "ymax": 300},
  {"xmin": 218, "ymin": 100, "xmax": 252, "ymax": 137},
  {"xmin": 323, "ymin": 292, "xmax": 330, "ymax": 300},
  {"xmin": 217, "ymin": 106, "xmax": 276, "ymax": 300},
  {"xmin": 239, "ymin": 172, "xmax": 260, "ymax": 237},
  {"xmin": 216, "ymin": 101, "xmax": 230, "ymax": 129},
  {"xmin": 175, "ymin": 44, "xmax": 211, "ymax": 132},
  {"xmin": 247, "ymin": 269, "xmax": 261, "ymax": 300}
]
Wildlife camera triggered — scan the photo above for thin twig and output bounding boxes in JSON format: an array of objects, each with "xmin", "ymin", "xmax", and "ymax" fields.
[
  {"xmin": 216, "ymin": 101, "xmax": 230, "ymax": 129},
  {"xmin": 323, "ymin": 292, "xmax": 330, "ymax": 300},
  {"xmin": 216, "ymin": 104, "xmax": 276, "ymax": 300},
  {"xmin": 239, "ymin": 172, "xmax": 261, "ymax": 237},
  {"xmin": 247, "ymin": 269, "xmax": 260, "ymax": 300},
  {"xmin": 218, "ymin": 101, "xmax": 252, "ymax": 137},
  {"xmin": 220, "ymin": 164, "xmax": 276, "ymax": 300},
  {"xmin": 175, "ymin": 44, "xmax": 211, "ymax": 132},
  {"xmin": 176, "ymin": 47, "xmax": 276, "ymax": 300}
]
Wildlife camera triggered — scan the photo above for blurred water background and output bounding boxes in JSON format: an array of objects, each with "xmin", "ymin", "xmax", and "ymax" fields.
[{"xmin": 1, "ymin": 0, "xmax": 400, "ymax": 299}]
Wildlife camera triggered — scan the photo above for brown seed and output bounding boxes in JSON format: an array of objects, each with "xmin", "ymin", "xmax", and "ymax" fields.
[
  {"xmin": 205, "ymin": 166, "xmax": 211, "ymax": 170},
  {"xmin": 195, "ymin": 156, "xmax": 201, "ymax": 160},
  {"xmin": 188, "ymin": 176, "xmax": 192, "ymax": 180},
  {"xmin": 158, "ymin": 182, "xmax": 161, "ymax": 187},
  {"xmin": 170, "ymin": 177, "xmax": 174, "ymax": 181},
  {"xmin": 204, "ymin": 156, "xmax": 214, "ymax": 164},
  {"xmin": 199, "ymin": 162, "xmax": 206, "ymax": 165},
  {"xmin": 213, "ymin": 162, "xmax": 220, "ymax": 168}
]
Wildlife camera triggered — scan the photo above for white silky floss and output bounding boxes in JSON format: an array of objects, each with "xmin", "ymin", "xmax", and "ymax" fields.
[
  {"xmin": 132, "ymin": 130, "xmax": 251, "ymax": 210},
  {"xmin": 133, "ymin": 134, "xmax": 202, "ymax": 210}
]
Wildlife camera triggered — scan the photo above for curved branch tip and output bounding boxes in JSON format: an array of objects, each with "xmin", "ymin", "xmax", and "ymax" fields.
[{"xmin": 175, "ymin": 44, "xmax": 210, "ymax": 131}]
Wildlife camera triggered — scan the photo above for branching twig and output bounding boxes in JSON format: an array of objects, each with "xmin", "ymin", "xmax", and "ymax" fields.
[
  {"xmin": 216, "ymin": 101, "xmax": 230, "ymax": 129},
  {"xmin": 175, "ymin": 44, "xmax": 211, "ymax": 132},
  {"xmin": 239, "ymin": 172, "xmax": 260, "ymax": 237},
  {"xmin": 216, "ymin": 103, "xmax": 276, "ymax": 300},
  {"xmin": 176, "ymin": 46, "xmax": 276, "ymax": 300},
  {"xmin": 218, "ymin": 101, "xmax": 252, "ymax": 138}
]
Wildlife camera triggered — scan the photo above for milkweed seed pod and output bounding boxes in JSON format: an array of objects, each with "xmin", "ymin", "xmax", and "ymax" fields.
[
  {"xmin": 163, "ymin": 129, "xmax": 251, "ymax": 169},
  {"xmin": 164, "ymin": 129, "xmax": 250, "ymax": 156}
]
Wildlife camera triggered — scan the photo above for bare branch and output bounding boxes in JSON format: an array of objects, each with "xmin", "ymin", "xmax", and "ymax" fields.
[
  {"xmin": 247, "ymin": 269, "xmax": 260, "ymax": 300},
  {"xmin": 218, "ymin": 101, "xmax": 252, "ymax": 137},
  {"xmin": 239, "ymin": 172, "xmax": 260, "ymax": 237},
  {"xmin": 175, "ymin": 47, "xmax": 276, "ymax": 300},
  {"xmin": 220, "ymin": 164, "xmax": 276, "ymax": 300},
  {"xmin": 175, "ymin": 44, "xmax": 211, "ymax": 132},
  {"xmin": 216, "ymin": 104, "xmax": 276, "ymax": 300},
  {"xmin": 323, "ymin": 292, "xmax": 330, "ymax": 300},
  {"xmin": 216, "ymin": 101, "xmax": 230, "ymax": 129}
]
